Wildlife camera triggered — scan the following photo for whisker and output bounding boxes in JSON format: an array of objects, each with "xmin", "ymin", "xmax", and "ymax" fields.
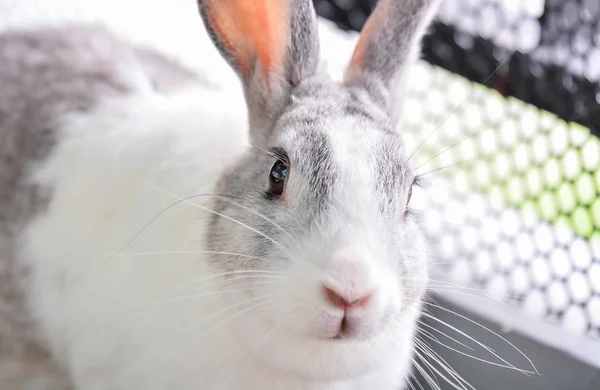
[
  {"xmin": 414, "ymin": 343, "xmax": 469, "ymax": 390},
  {"xmin": 423, "ymin": 281, "xmax": 521, "ymax": 301},
  {"xmin": 425, "ymin": 278, "xmax": 488, "ymax": 291},
  {"xmin": 182, "ymin": 187, "xmax": 304, "ymax": 254},
  {"xmin": 420, "ymin": 339, "xmax": 478, "ymax": 390},
  {"xmin": 428, "ymin": 221, "xmax": 489, "ymax": 230},
  {"xmin": 419, "ymin": 310, "xmax": 522, "ymax": 374},
  {"xmin": 414, "ymin": 122, "xmax": 499, "ymax": 171},
  {"xmin": 416, "ymin": 150, "xmax": 511, "ymax": 178},
  {"xmin": 408, "ymin": 51, "xmax": 514, "ymax": 162},
  {"xmin": 416, "ymin": 352, "xmax": 442, "ymax": 390},
  {"xmin": 222, "ymin": 199, "xmax": 304, "ymax": 253},
  {"xmin": 405, "ymin": 374, "xmax": 420, "ymax": 390},
  {"xmin": 128, "ymin": 280, "xmax": 285, "ymax": 311},
  {"xmin": 197, "ymin": 301, "xmax": 312, "ymax": 378},
  {"xmin": 245, "ymin": 303, "xmax": 312, "ymax": 359},
  {"xmin": 169, "ymin": 269, "xmax": 287, "ymax": 292},
  {"xmin": 173, "ymin": 183, "xmax": 303, "ymax": 255},
  {"xmin": 251, "ymin": 143, "xmax": 282, "ymax": 160},
  {"xmin": 423, "ymin": 301, "xmax": 538, "ymax": 374},
  {"xmin": 420, "ymin": 307, "xmax": 537, "ymax": 375},
  {"xmin": 410, "ymin": 357, "xmax": 441, "ymax": 390},
  {"xmin": 425, "ymin": 287, "xmax": 526, "ymax": 311},
  {"xmin": 414, "ymin": 340, "xmax": 474, "ymax": 390},
  {"xmin": 401, "ymin": 277, "xmax": 519, "ymax": 303},
  {"xmin": 418, "ymin": 327, "xmax": 535, "ymax": 374},
  {"xmin": 106, "ymin": 192, "xmax": 220, "ymax": 261},
  {"xmin": 153, "ymin": 294, "xmax": 276, "ymax": 362},
  {"xmin": 117, "ymin": 249, "xmax": 274, "ymax": 264},
  {"xmin": 196, "ymin": 294, "xmax": 275, "ymax": 326},
  {"xmin": 417, "ymin": 321, "xmax": 474, "ymax": 351},
  {"xmin": 198, "ymin": 297, "xmax": 276, "ymax": 337},
  {"xmin": 143, "ymin": 180, "xmax": 294, "ymax": 258},
  {"xmin": 126, "ymin": 288, "xmax": 251, "ymax": 311}
]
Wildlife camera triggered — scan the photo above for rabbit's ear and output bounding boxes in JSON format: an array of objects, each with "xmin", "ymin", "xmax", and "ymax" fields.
[
  {"xmin": 198, "ymin": 0, "xmax": 320, "ymax": 144},
  {"xmin": 343, "ymin": 0, "xmax": 440, "ymax": 125}
]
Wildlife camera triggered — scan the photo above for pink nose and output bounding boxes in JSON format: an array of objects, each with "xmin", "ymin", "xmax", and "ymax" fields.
[{"xmin": 323, "ymin": 285, "xmax": 373, "ymax": 310}]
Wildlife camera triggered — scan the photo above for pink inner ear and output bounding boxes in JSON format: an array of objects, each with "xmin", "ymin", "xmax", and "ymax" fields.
[
  {"xmin": 343, "ymin": 0, "xmax": 390, "ymax": 84},
  {"xmin": 206, "ymin": 0, "xmax": 290, "ymax": 81}
]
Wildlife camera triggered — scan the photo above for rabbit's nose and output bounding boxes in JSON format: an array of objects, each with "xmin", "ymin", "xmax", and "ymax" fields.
[{"xmin": 322, "ymin": 284, "xmax": 373, "ymax": 310}]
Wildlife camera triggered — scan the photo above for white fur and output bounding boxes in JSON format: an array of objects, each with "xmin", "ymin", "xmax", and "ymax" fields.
[
  {"xmin": 20, "ymin": 83, "xmax": 249, "ymax": 388},
  {"xmin": 18, "ymin": 83, "xmax": 420, "ymax": 389},
  {"xmin": 7, "ymin": 2, "xmax": 428, "ymax": 389}
]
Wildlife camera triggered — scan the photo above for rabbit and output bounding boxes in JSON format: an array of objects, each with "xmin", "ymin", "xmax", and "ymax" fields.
[{"xmin": 0, "ymin": 0, "xmax": 441, "ymax": 389}]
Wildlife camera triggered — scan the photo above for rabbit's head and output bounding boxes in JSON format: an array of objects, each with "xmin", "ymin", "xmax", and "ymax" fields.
[{"xmin": 198, "ymin": 0, "xmax": 439, "ymax": 381}]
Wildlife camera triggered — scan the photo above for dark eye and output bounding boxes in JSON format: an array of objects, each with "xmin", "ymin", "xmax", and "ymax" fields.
[{"xmin": 269, "ymin": 159, "xmax": 288, "ymax": 197}]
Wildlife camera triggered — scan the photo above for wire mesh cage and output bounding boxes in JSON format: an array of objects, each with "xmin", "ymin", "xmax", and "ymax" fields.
[{"xmin": 313, "ymin": 0, "xmax": 600, "ymax": 365}]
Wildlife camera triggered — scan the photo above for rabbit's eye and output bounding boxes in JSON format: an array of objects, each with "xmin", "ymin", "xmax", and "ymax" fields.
[
  {"xmin": 406, "ymin": 186, "xmax": 413, "ymax": 206},
  {"xmin": 269, "ymin": 160, "xmax": 288, "ymax": 197}
]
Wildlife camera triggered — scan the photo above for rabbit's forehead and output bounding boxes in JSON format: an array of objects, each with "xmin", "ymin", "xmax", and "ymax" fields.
[
  {"xmin": 327, "ymin": 117, "xmax": 412, "ymax": 198},
  {"xmin": 279, "ymin": 115, "xmax": 412, "ymax": 197}
]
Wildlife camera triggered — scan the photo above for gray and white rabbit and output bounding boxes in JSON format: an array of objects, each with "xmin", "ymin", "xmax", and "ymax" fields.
[{"xmin": 0, "ymin": 0, "xmax": 440, "ymax": 389}]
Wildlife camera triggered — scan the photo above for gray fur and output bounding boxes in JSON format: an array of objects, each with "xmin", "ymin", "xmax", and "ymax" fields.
[
  {"xmin": 344, "ymin": 0, "xmax": 441, "ymax": 124},
  {"xmin": 207, "ymin": 78, "xmax": 412, "ymax": 270},
  {"xmin": 0, "ymin": 24, "xmax": 201, "ymax": 387},
  {"xmin": 202, "ymin": 0, "xmax": 436, "ymax": 342},
  {"xmin": 197, "ymin": 0, "xmax": 321, "ymax": 146},
  {"xmin": 0, "ymin": 0, "xmax": 440, "ymax": 385},
  {"xmin": 287, "ymin": 0, "xmax": 321, "ymax": 85}
]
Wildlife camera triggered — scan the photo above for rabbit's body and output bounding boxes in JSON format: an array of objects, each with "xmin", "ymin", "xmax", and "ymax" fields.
[
  {"xmin": 1, "ymin": 25, "xmax": 414, "ymax": 390},
  {"xmin": 0, "ymin": 24, "xmax": 250, "ymax": 388},
  {"xmin": 1, "ymin": 1, "xmax": 441, "ymax": 389}
]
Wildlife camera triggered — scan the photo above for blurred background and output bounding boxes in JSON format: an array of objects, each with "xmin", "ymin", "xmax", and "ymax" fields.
[{"xmin": 3, "ymin": 0, "xmax": 599, "ymax": 388}]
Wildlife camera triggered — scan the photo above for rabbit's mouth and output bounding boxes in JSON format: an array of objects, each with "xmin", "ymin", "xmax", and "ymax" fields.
[
  {"xmin": 247, "ymin": 309, "xmax": 419, "ymax": 383},
  {"xmin": 318, "ymin": 308, "xmax": 393, "ymax": 341}
]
